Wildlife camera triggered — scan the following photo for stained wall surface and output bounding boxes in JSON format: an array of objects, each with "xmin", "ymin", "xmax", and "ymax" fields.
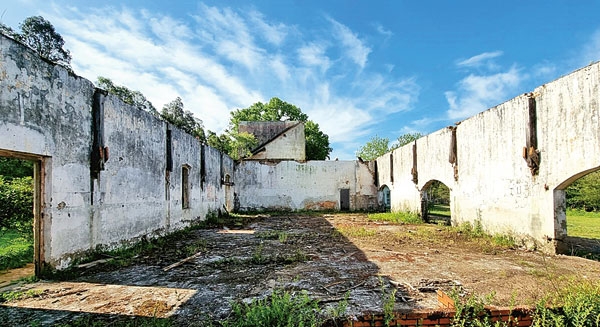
[
  {"xmin": 0, "ymin": 34, "xmax": 233, "ymax": 269},
  {"xmin": 235, "ymin": 160, "xmax": 378, "ymax": 211},
  {"xmin": 377, "ymin": 63, "xmax": 600, "ymax": 251}
]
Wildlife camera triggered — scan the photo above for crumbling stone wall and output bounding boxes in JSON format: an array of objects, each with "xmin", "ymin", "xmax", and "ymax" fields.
[
  {"xmin": 0, "ymin": 34, "xmax": 233, "ymax": 269},
  {"xmin": 377, "ymin": 62, "xmax": 600, "ymax": 252}
]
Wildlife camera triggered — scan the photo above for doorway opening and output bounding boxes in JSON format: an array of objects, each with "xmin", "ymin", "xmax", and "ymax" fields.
[
  {"xmin": 421, "ymin": 180, "xmax": 451, "ymax": 225},
  {"xmin": 340, "ymin": 188, "xmax": 350, "ymax": 211},
  {"xmin": 0, "ymin": 150, "xmax": 45, "ymax": 285},
  {"xmin": 379, "ymin": 185, "xmax": 391, "ymax": 212},
  {"xmin": 558, "ymin": 168, "xmax": 600, "ymax": 259}
]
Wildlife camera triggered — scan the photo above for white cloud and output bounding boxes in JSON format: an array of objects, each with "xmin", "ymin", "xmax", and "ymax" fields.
[
  {"xmin": 445, "ymin": 65, "xmax": 523, "ymax": 120},
  {"xmin": 457, "ymin": 51, "xmax": 503, "ymax": 69},
  {"xmin": 38, "ymin": 3, "xmax": 418, "ymax": 159},
  {"xmin": 249, "ymin": 10, "xmax": 288, "ymax": 46},
  {"xmin": 298, "ymin": 42, "xmax": 331, "ymax": 72},
  {"xmin": 374, "ymin": 23, "xmax": 393, "ymax": 38},
  {"xmin": 327, "ymin": 17, "xmax": 371, "ymax": 69}
]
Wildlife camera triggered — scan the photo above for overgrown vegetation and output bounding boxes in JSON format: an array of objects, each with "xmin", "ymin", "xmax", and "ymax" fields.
[
  {"xmin": 0, "ymin": 158, "xmax": 34, "ymax": 270},
  {"xmin": 0, "ymin": 229, "xmax": 34, "ymax": 270},
  {"xmin": 222, "ymin": 290, "xmax": 322, "ymax": 327},
  {"xmin": 367, "ymin": 211, "xmax": 422, "ymax": 224},
  {"xmin": 566, "ymin": 170, "xmax": 600, "ymax": 211},
  {"xmin": 448, "ymin": 279, "xmax": 600, "ymax": 327}
]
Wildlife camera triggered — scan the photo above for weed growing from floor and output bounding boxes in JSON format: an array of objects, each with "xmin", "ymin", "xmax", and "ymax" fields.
[
  {"xmin": 367, "ymin": 212, "xmax": 422, "ymax": 224},
  {"xmin": 382, "ymin": 288, "xmax": 396, "ymax": 326},
  {"xmin": 222, "ymin": 289, "xmax": 322, "ymax": 327},
  {"xmin": 327, "ymin": 291, "xmax": 350, "ymax": 325},
  {"xmin": 336, "ymin": 226, "xmax": 377, "ymax": 238},
  {"xmin": 532, "ymin": 278, "xmax": 600, "ymax": 327},
  {"xmin": 449, "ymin": 289, "xmax": 511, "ymax": 327},
  {"xmin": 0, "ymin": 289, "xmax": 43, "ymax": 302}
]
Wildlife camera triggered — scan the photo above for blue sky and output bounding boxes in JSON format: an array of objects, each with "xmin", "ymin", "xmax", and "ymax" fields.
[{"xmin": 2, "ymin": 1, "xmax": 600, "ymax": 159}]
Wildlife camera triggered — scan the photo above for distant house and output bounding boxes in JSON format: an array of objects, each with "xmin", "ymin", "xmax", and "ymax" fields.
[{"xmin": 239, "ymin": 121, "xmax": 306, "ymax": 161}]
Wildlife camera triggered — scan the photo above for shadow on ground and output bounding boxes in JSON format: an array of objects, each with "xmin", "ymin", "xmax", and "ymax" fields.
[{"xmin": 2, "ymin": 213, "xmax": 600, "ymax": 326}]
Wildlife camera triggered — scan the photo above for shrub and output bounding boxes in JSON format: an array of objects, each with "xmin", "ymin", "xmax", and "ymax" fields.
[{"xmin": 0, "ymin": 176, "xmax": 34, "ymax": 235}]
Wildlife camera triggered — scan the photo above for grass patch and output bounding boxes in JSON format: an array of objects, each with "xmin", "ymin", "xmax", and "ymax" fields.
[
  {"xmin": 566, "ymin": 209, "xmax": 600, "ymax": 239},
  {"xmin": 428, "ymin": 204, "xmax": 451, "ymax": 217},
  {"xmin": 367, "ymin": 211, "xmax": 421, "ymax": 224},
  {"xmin": 222, "ymin": 290, "xmax": 322, "ymax": 327},
  {"xmin": 0, "ymin": 289, "xmax": 43, "ymax": 303},
  {"xmin": 0, "ymin": 229, "xmax": 33, "ymax": 270},
  {"xmin": 336, "ymin": 226, "xmax": 377, "ymax": 238}
]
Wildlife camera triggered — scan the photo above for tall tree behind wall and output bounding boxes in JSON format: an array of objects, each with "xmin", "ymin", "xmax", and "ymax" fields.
[{"xmin": 1, "ymin": 16, "xmax": 71, "ymax": 68}]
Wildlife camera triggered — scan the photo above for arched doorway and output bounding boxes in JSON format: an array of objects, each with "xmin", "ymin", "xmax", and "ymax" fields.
[
  {"xmin": 378, "ymin": 185, "xmax": 391, "ymax": 212},
  {"xmin": 555, "ymin": 168, "xmax": 600, "ymax": 258},
  {"xmin": 421, "ymin": 180, "xmax": 451, "ymax": 224}
]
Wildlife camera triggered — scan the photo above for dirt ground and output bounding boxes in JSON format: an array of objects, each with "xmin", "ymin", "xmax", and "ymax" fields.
[{"xmin": 1, "ymin": 213, "xmax": 600, "ymax": 326}]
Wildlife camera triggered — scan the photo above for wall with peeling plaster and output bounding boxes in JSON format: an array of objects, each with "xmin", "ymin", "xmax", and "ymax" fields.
[
  {"xmin": 240, "ymin": 121, "xmax": 306, "ymax": 161},
  {"xmin": 0, "ymin": 35, "xmax": 233, "ymax": 269},
  {"xmin": 235, "ymin": 160, "xmax": 378, "ymax": 211},
  {"xmin": 377, "ymin": 62, "xmax": 600, "ymax": 252}
]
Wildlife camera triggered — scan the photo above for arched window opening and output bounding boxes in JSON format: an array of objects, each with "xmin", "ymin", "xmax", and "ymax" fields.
[
  {"xmin": 559, "ymin": 169, "xmax": 600, "ymax": 259},
  {"xmin": 379, "ymin": 185, "xmax": 391, "ymax": 212},
  {"xmin": 421, "ymin": 180, "xmax": 451, "ymax": 225}
]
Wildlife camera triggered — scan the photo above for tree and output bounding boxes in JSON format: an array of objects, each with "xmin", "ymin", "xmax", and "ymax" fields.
[
  {"xmin": 0, "ymin": 22, "xmax": 17, "ymax": 38},
  {"xmin": 0, "ymin": 158, "xmax": 33, "ymax": 181},
  {"xmin": 161, "ymin": 97, "xmax": 206, "ymax": 141},
  {"xmin": 96, "ymin": 76, "xmax": 158, "ymax": 115},
  {"xmin": 355, "ymin": 135, "xmax": 391, "ymax": 161},
  {"xmin": 228, "ymin": 97, "xmax": 331, "ymax": 160},
  {"xmin": 566, "ymin": 170, "xmax": 600, "ymax": 211},
  {"xmin": 14, "ymin": 16, "xmax": 71, "ymax": 68},
  {"xmin": 394, "ymin": 132, "xmax": 423, "ymax": 148},
  {"xmin": 355, "ymin": 132, "xmax": 424, "ymax": 161}
]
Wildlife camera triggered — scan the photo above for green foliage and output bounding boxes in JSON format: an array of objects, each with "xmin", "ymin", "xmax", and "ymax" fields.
[
  {"xmin": 8, "ymin": 16, "xmax": 72, "ymax": 68},
  {"xmin": 0, "ymin": 289, "xmax": 43, "ymax": 303},
  {"xmin": 566, "ymin": 170, "xmax": 600, "ymax": 211},
  {"xmin": 161, "ymin": 97, "xmax": 206, "ymax": 141},
  {"xmin": 222, "ymin": 290, "xmax": 322, "ymax": 327},
  {"xmin": 394, "ymin": 132, "xmax": 423, "ymax": 148},
  {"xmin": 229, "ymin": 131, "xmax": 258, "ymax": 160},
  {"xmin": 533, "ymin": 279, "xmax": 600, "ymax": 327},
  {"xmin": 226, "ymin": 97, "xmax": 332, "ymax": 160},
  {"xmin": 0, "ymin": 229, "xmax": 34, "ymax": 270},
  {"xmin": 368, "ymin": 211, "xmax": 422, "ymax": 224},
  {"xmin": 355, "ymin": 135, "xmax": 391, "ymax": 161},
  {"xmin": 304, "ymin": 120, "xmax": 332, "ymax": 160},
  {"xmin": 96, "ymin": 76, "xmax": 158, "ymax": 114},
  {"xmin": 382, "ymin": 288, "xmax": 396, "ymax": 326},
  {"xmin": 0, "ymin": 158, "xmax": 33, "ymax": 180},
  {"xmin": 0, "ymin": 176, "xmax": 34, "ymax": 234},
  {"xmin": 425, "ymin": 180, "xmax": 450, "ymax": 205},
  {"xmin": 355, "ymin": 132, "xmax": 423, "ymax": 161},
  {"xmin": 327, "ymin": 291, "xmax": 350, "ymax": 322},
  {"xmin": 449, "ymin": 290, "xmax": 507, "ymax": 327}
]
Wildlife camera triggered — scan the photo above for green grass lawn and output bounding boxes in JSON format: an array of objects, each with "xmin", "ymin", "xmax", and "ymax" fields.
[
  {"xmin": 429, "ymin": 204, "xmax": 451, "ymax": 217},
  {"xmin": 0, "ymin": 229, "xmax": 33, "ymax": 270},
  {"xmin": 567, "ymin": 209, "xmax": 600, "ymax": 239}
]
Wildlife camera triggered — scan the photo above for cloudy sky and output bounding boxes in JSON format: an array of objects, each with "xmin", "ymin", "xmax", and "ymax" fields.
[{"xmin": 2, "ymin": 1, "xmax": 599, "ymax": 159}]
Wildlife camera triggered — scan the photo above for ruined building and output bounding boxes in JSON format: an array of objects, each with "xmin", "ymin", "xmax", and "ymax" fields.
[{"xmin": 1, "ymin": 33, "xmax": 599, "ymax": 272}]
